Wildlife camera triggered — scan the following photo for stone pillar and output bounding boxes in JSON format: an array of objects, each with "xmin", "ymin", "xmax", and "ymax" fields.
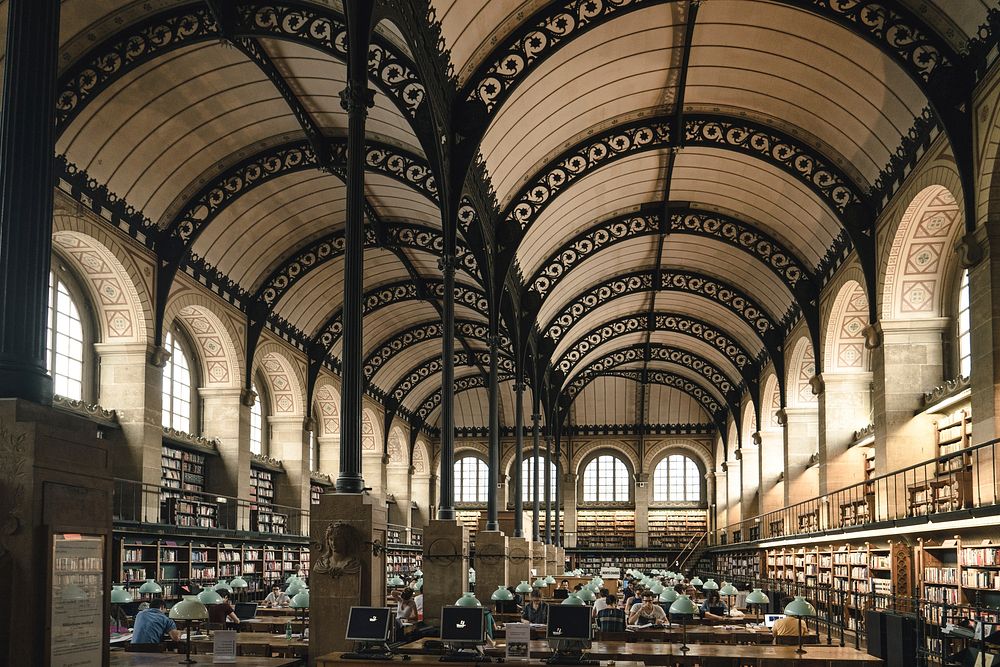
[
  {"xmin": 0, "ymin": 399, "xmax": 113, "ymax": 666},
  {"xmin": 969, "ymin": 224, "xmax": 1000, "ymax": 440},
  {"xmin": 200, "ymin": 387, "xmax": 252, "ymax": 502},
  {"xmin": 532, "ymin": 541, "xmax": 547, "ymax": 577},
  {"xmin": 386, "ymin": 465, "xmax": 412, "ymax": 528},
  {"xmin": 0, "ymin": 0, "xmax": 60, "ymax": 404},
  {"xmin": 818, "ymin": 372, "xmax": 872, "ymax": 494},
  {"xmin": 309, "ymin": 493, "xmax": 387, "ymax": 656},
  {"xmin": 739, "ymin": 442, "xmax": 760, "ymax": 520},
  {"xmin": 783, "ymin": 406, "xmax": 819, "ymax": 506},
  {"xmin": 318, "ymin": 434, "xmax": 340, "ymax": 480},
  {"xmin": 475, "ymin": 530, "xmax": 508, "ymax": 603},
  {"xmin": 545, "ymin": 543, "xmax": 558, "ymax": 579},
  {"xmin": 714, "ymin": 468, "xmax": 727, "ymax": 536},
  {"xmin": 634, "ymin": 472, "xmax": 650, "ymax": 548},
  {"xmin": 422, "ymin": 519, "xmax": 469, "ymax": 624},
  {"xmin": 555, "ymin": 546, "xmax": 566, "ymax": 575},
  {"xmin": 513, "ymin": 382, "xmax": 525, "ymax": 536},
  {"xmin": 269, "ymin": 415, "xmax": 310, "ymax": 517},
  {"xmin": 758, "ymin": 426, "xmax": 785, "ymax": 517},
  {"xmin": 410, "ymin": 474, "xmax": 433, "ymax": 530},
  {"xmin": 362, "ymin": 449, "xmax": 386, "ymax": 499},
  {"xmin": 561, "ymin": 472, "xmax": 577, "ymax": 547},
  {"xmin": 726, "ymin": 458, "xmax": 742, "ymax": 527},
  {"xmin": 704, "ymin": 471, "xmax": 717, "ymax": 541},
  {"xmin": 508, "ymin": 536, "xmax": 532, "ymax": 587}
]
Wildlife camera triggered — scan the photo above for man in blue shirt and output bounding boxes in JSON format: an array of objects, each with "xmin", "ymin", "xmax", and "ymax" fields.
[{"xmin": 131, "ymin": 599, "xmax": 181, "ymax": 645}]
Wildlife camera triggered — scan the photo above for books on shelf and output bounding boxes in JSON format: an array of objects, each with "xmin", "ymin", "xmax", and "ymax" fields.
[{"xmin": 576, "ymin": 509, "xmax": 635, "ymax": 549}]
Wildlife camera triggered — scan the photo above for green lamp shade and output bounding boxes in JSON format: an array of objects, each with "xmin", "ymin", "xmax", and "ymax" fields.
[
  {"xmin": 197, "ymin": 588, "xmax": 223, "ymax": 605},
  {"xmin": 287, "ymin": 573, "xmax": 301, "ymax": 582},
  {"xmin": 669, "ymin": 594, "xmax": 699, "ymax": 615},
  {"xmin": 746, "ymin": 588, "xmax": 770, "ymax": 605},
  {"xmin": 784, "ymin": 596, "xmax": 817, "ymax": 617},
  {"xmin": 561, "ymin": 594, "xmax": 585, "ymax": 606},
  {"xmin": 286, "ymin": 581, "xmax": 304, "ymax": 597},
  {"xmin": 229, "ymin": 576, "xmax": 248, "ymax": 590},
  {"xmin": 649, "ymin": 582, "xmax": 664, "ymax": 595},
  {"xmin": 576, "ymin": 587, "xmax": 596, "ymax": 602},
  {"xmin": 491, "ymin": 586, "xmax": 514, "ymax": 601},
  {"xmin": 138, "ymin": 579, "xmax": 162, "ymax": 594},
  {"xmin": 515, "ymin": 581, "xmax": 533, "ymax": 594},
  {"xmin": 213, "ymin": 580, "xmax": 232, "ymax": 592},
  {"xmin": 689, "ymin": 576, "xmax": 704, "ymax": 587},
  {"xmin": 544, "ymin": 575, "xmax": 556, "ymax": 585},
  {"xmin": 111, "ymin": 585, "xmax": 133, "ymax": 604},
  {"xmin": 719, "ymin": 583, "xmax": 739, "ymax": 596},
  {"xmin": 414, "ymin": 569, "xmax": 423, "ymax": 578},
  {"xmin": 455, "ymin": 592, "xmax": 481, "ymax": 607},
  {"xmin": 412, "ymin": 578, "xmax": 423, "ymax": 592},
  {"xmin": 659, "ymin": 588, "xmax": 678, "ymax": 603},
  {"xmin": 387, "ymin": 575, "xmax": 405, "ymax": 587},
  {"xmin": 701, "ymin": 578, "xmax": 719, "ymax": 591},
  {"xmin": 291, "ymin": 590, "xmax": 310, "ymax": 609},
  {"xmin": 532, "ymin": 577, "xmax": 547, "ymax": 588},
  {"xmin": 170, "ymin": 596, "xmax": 209, "ymax": 621}
]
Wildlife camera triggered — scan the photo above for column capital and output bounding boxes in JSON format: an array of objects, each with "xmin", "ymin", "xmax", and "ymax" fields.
[
  {"xmin": 438, "ymin": 254, "xmax": 457, "ymax": 272},
  {"xmin": 338, "ymin": 82, "xmax": 375, "ymax": 115},
  {"xmin": 149, "ymin": 345, "xmax": 171, "ymax": 368}
]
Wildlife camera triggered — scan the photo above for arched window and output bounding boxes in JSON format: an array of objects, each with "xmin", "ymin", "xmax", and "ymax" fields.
[
  {"xmin": 582, "ymin": 454, "xmax": 629, "ymax": 502},
  {"xmin": 520, "ymin": 456, "xmax": 557, "ymax": 502},
  {"xmin": 958, "ymin": 269, "xmax": 971, "ymax": 378},
  {"xmin": 46, "ymin": 270, "xmax": 86, "ymax": 400},
  {"xmin": 454, "ymin": 456, "xmax": 489, "ymax": 503},
  {"xmin": 308, "ymin": 430, "xmax": 317, "ymax": 472},
  {"xmin": 652, "ymin": 454, "xmax": 702, "ymax": 502},
  {"xmin": 162, "ymin": 330, "xmax": 194, "ymax": 433},
  {"xmin": 249, "ymin": 382, "xmax": 264, "ymax": 455}
]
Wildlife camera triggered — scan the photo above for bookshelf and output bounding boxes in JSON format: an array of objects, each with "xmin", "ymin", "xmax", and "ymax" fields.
[
  {"xmin": 249, "ymin": 466, "xmax": 287, "ymax": 534},
  {"xmin": 907, "ymin": 408, "xmax": 973, "ymax": 517},
  {"xmin": 712, "ymin": 550, "xmax": 762, "ymax": 584},
  {"xmin": 576, "ymin": 509, "xmax": 635, "ymax": 548},
  {"xmin": 311, "ymin": 484, "xmax": 324, "ymax": 506},
  {"xmin": 457, "ymin": 510, "xmax": 482, "ymax": 545},
  {"xmin": 568, "ymin": 551, "xmax": 675, "ymax": 574},
  {"xmin": 647, "ymin": 509, "xmax": 707, "ymax": 549}
]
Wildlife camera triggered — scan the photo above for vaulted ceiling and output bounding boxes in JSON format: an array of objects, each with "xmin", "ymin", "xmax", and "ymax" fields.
[{"xmin": 30, "ymin": 0, "xmax": 998, "ymax": 437}]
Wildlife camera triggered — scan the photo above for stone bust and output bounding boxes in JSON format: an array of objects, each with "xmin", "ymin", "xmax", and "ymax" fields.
[{"xmin": 313, "ymin": 521, "xmax": 361, "ymax": 578}]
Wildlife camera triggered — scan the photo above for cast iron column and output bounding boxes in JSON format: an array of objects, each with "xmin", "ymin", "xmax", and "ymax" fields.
[
  {"xmin": 0, "ymin": 0, "xmax": 61, "ymax": 404},
  {"xmin": 485, "ymin": 330, "xmax": 500, "ymax": 530},
  {"xmin": 532, "ymin": 386, "xmax": 541, "ymax": 541},
  {"xmin": 437, "ymin": 255, "xmax": 457, "ymax": 519},
  {"xmin": 554, "ymin": 422, "xmax": 562, "ymax": 547},
  {"xmin": 335, "ymin": 0, "xmax": 374, "ymax": 494},
  {"xmin": 513, "ymin": 379, "xmax": 525, "ymax": 537},
  {"xmin": 544, "ymin": 432, "xmax": 552, "ymax": 544}
]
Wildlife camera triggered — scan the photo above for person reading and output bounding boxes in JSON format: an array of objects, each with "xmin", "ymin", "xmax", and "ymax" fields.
[
  {"xmin": 208, "ymin": 590, "xmax": 240, "ymax": 625},
  {"xmin": 628, "ymin": 592, "xmax": 667, "ymax": 626},
  {"xmin": 554, "ymin": 579, "xmax": 570, "ymax": 600},
  {"xmin": 699, "ymin": 591, "xmax": 729, "ymax": 621},
  {"xmin": 522, "ymin": 590, "xmax": 548, "ymax": 624},
  {"xmin": 596, "ymin": 594, "xmax": 626, "ymax": 632},
  {"xmin": 131, "ymin": 599, "xmax": 181, "ymax": 645},
  {"xmin": 263, "ymin": 584, "xmax": 290, "ymax": 607}
]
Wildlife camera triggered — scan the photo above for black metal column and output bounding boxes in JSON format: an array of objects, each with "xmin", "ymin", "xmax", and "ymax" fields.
[
  {"xmin": 532, "ymin": 386, "xmax": 541, "ymax": 541},
  {"xmin": 335, "ymin": 0, "xmax": 374, "ymax": 494},
  {"xmin": 0, "ymin": 0, "xmax": 61, "ymax": 405},
  {"xmin": 485, "ymin": 330, "xmax": 500, "ymax": 530},
  {"xmin": 544, "ymin": 432, "xmax": 552, "ymax": 545},
  {"xmin": 554, "ymin": 421, "xmax": 562, "ymax": 547},
  {"xmin": 513, "ymin": 379, "xmax": 525, "ymax": 537},
  {"xmin": 437, "ymin": 255, "xmax": 457, "ymax": 519}
]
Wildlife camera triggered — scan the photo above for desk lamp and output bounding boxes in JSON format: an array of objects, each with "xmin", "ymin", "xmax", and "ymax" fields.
[
  {"xmin": 286, "ymin": 579, "xmax": 305, "ymax": 597},
  {"xmin": 576, "ymin": 587, "xmax": 596, "ymax": 603},
  {"xmin": 414, "ymin": 568, "xmax": 423, "ymax": 578},
  {"xmin": 196, "ymin": 588, "xmax": 223, "ymax": 605},
  {"xmin": 491, "ymin": 586, "xmax": 514, "ymax": 601},
  {"xmin": 212, "ymin": 580, "xmax": 231, "ymax": 592},
  {"xmin": 719, "ymin": 582, "xmax": 739, "ymax": 616},
  {"xmin": 658, "ymin": 587, "xmax": 678, "ymax": 626},
  {"xmin": 649, "ymin": 581, "xmax": 664, "ymax": 596},
  {"xmin": 532, "ymin": 576, "xmax": 548, "ymax": 590},
  {"xmin": 290, "ymin": 588, "xmax": 309, "ymax": 641},
  {"xmin": 745, "ymin": 588, "xmax": 769, "ymax": 623},
  {"xmin": 544, "ymin": 574, "xmax": 556, "ymax": 586},
  {"xmin": 387, "ymin": 574, "xmax": 405, "ymax": 589},
  {"xmin": 668, "ymin": 594, "xmax": 699, "ymax": 653},
  {"xmin": 138, "ymin": 578, "xmax": 162, "ymax": 600},
  {"xmin": 412, "ymin": 578, "xmax": 423, "ymax": 592},
  {"xmin": 455, "ymin": 592, "xmax": 482, "ymax": 607},
  {"xmin": 701, "ymin": 578, "xmax": 719, "ymax": 593},
  {"xmin": 783, "ymin": 595, "xmax": 817, "ymax": 654},
  {"xmin": 228, "ymin": 575, "xmax": 247, "ymax": 602},
  {"xmin": 690, "ymin": 576, "xmax": 703, "ymax": 588},
  {"xmin": 111, "ymin": 585, "xmax": 133, "ymax": 631},
  {"xmin": 169, "ymin": 596, "xmax": 209, "ymax": 664},
  {"xmin": 515, "ymin": 581, "xmax": 533, "ymax": 595},
  {"xmin": 561, "ymin": 594, "xmax": 585, "ymax": 606}
]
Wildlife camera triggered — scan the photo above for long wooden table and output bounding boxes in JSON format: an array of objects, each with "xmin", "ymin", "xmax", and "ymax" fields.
[
  {"xmin": 187, "ymin": 631, "xmax": 308, "ymax": 657},
  {"xmin": 111, "ymin": 655, "xmax": 299, "ymax": 666},
  {"xmin": 492, "ymin": 623, "xmax": 774, "ymax": 643},
  {"xmin": 318, "ymin": 655, "xmax": 641, "ymax": 666}
]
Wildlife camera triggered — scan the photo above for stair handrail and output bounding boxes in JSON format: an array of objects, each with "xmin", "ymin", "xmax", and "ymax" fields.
[{"xmin": 676, "ymin": 530, "xmax": 708, "ymax": 573}]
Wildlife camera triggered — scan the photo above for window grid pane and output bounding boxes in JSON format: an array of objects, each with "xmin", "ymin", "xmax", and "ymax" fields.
[
  {"xmin": 162, "ymin": 331, "xmax": 192, "ymax": 433},
  {"xmin": 454, "ymin": 456, "xmax": 488, "ymax": 503},
  {"xmin": 520, "ymin": 456, "xmax": 557, "ymax": 502},
  {"xmin": 959, "ymin": 269, "xmax": 971, "ymax": 378},
  {"xmin": 582, "ymin": 455, "xmax": 628, "ymax": 502},
  {"xmin": 250, "ymin": 383, "xmax": 263, "ymax": 455},
  {"xmin": 46, "ymin": 274, "xmax": 84, "ymax": 401},
  {"xmin": 652, "ymin": 454, "xmax": 701, "ymax": 502}
]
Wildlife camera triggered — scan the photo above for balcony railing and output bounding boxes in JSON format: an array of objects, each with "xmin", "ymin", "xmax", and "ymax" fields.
[
  {"xmin": 716, "ymin": 437, "xmax": 1000, "ymax": 546},
  {"xmin": 113, "ymin": 478, "xmax": 309, "ymax": 537}
]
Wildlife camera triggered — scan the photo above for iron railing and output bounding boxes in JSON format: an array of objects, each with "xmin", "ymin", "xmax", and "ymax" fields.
[
  {"xmin": 717, "ymin": 437, "xmax": 1000, "ymax": 545},
  {"xmin": 113, "ymin": 478, "xmax": 309, "ymax": 537}
]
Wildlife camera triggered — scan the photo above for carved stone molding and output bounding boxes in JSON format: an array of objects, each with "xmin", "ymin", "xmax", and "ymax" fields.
[{"xmin": 52, "ymin": 394, "xmax": 119, "ymax": 427}]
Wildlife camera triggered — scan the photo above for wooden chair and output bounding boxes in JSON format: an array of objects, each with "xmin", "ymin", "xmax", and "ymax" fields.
[
  {"xmin": 125, "ymin": 643, "xmax": 165, "ymax": 653},
  {"xmin": 774, "ymin": 633, "xmax": 819, "ymax": 646}
]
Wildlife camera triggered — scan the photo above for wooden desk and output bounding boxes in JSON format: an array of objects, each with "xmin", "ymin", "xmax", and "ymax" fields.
[
  {"xmin": 111, "ymin": 655, "xmax": 299, "ymax": 666},
  {"xmin": 188, "ymin": 631, "xmax": 308, "ymax": 657},
  {"xmin": 317, "ymin": 655, "xmax": 640, "ymax": 666},
  {"xmin": 243, "ymin": 617, "xmax": 307, "ymax": 632},
  {"xmin": 255, "ymin": 606, "xmax": 303, "ymax": 617}
]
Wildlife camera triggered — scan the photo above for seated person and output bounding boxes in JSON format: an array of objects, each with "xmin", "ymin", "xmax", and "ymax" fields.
[
  {"xmin": 628, "ymin": 592, "xmax": 667, "ymax": 626},
  {"xmin": 772, "ymin": 597, "xmax": 814, "ymax": 642},
  {"xmin": 263, "ymin": 584, "xmax": 291, "ymax": 607},
  {"xmin": 522, "ymin": 590, "xmax": 548, "ymax": 624},
  {"xmin": 396, "ymin": 588, "xmax": 419, "ymax": 624},
  {"xmin": 553, "ymin": 580, "xmax": 570, "ymax": 600},
  {"xmin": 699, "ymin": 591, "xmax": 728, "ymax": 622},
  {"xmin": 592, "ymin": 588, "xmax": 611, "ymax": 615},
  {"xmin": 596, "ymin": 594, "xmax": 626, "ymax": 632},
  {"xmin": 131, "ymin": 599, "xmax": 182, "ymax": 645},
  {"xmin": 414, "ymin": 592, "xmax": 424, "ymax": 620},
  {"xmin": 208, "ymin": 590, "xmax": 240, "ymax": 625},
  {"xmin": 625, "ymin": 586, "xmax": 645, "ymax": 609}
]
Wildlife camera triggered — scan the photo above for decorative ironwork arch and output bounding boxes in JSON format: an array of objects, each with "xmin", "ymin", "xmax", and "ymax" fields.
[
  {"xmin": 55, "ymin": 2, "xmax": 428, "ymax": 135},
  {"xmin": 415, "ymin": 373, "xmax": 515, "ymax": 423},
  {"xmin": 565, "ymin": 368, "xmax": 723, "ymax": 417},
  {"xmin": 389, "ymin": 349, "xmax": 516, "ymax": 407},
  {"xmin": 255, "ymin": 222, "xmax": 480, "ymax": 307}
]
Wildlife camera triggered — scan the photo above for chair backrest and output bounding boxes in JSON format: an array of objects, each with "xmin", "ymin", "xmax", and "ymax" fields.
[
  {"xmin": 126, "ymin": 643, "xmax": 165, "ymax": 653},
  {"xmin": 774, "ymin": 635, "xmax": 801, "ymax": 646}
]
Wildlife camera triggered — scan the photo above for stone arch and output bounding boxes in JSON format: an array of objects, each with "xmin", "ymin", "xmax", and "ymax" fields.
[
  {"xmin": 642, "ymin": 438, "xmax": 713, "ymax": 477},
  {"xmin": 253, "ymin": 342, "xmax": 306, "ymax": 416},
  {"xmin": 361, "ymin": 407, "xmax": 381, "ymax": 454},
  {"xmin": 761, "ymin": 371, "xmax": 782, "ymax": 430},
  {"xmin": 387, "ymin": 426, "xmax": 408, "ymax": 468},
  {"xmin": 501, "ymin": 446, "xmax": 569, "ymax": 481},
  {"xmin": 314, "ymin": 377, "xmax": 340, "ymax": 437},
  {"xmin": 727, "ymin": 418, "xmax": 740, "ymax": 453},
  {"xmin": 433, "ymin": 442, "xmax": 488, "ymax": 475},
  {"xmin": 572, "ymin": 440, "xmax": 638, "ymax": 479},
  {"xmin": 412, "ymin": 437, "xmax": 431, "ymax": 476},
  {"xmin": 167, "ymin": 295, "xmax": 244, "ymax": 389},
  {"xmin": 741, "ymin": 400, "xmax": 757, "ymax": 440},
  {"xmin": 881, "ymin": 182, "xmax": 964, "ymax": 320},
  {"xmin": 824, "ymin": 278, "xmax": 871, "ymax": 373},
  {"xmin": 787, "ymin": 336, "xmax": 817, "ymax": 407},
  {"xmin": 51, "ymin": 228, "xmax": 150, "ymax": 345}
]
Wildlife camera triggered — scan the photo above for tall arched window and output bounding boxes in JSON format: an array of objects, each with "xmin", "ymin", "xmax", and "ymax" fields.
[
  {"xmin": 582, "ymin": 454, "xmax": 629, "ymax": 502},
  {"xmin": 249, "ymin": 382, "xmax": 264, "ymax": 455},
  {"xmin": 162, "ymin": 330, "xmax": 194, "ymax": 433},
  {"xmin": 308, "ymin": 430, "xmax": 317, "ymax": 472},
  {"xmin": 652, "ymin": 454, "xmax": 702, "ymax": 502},
  {"xmin": 958, "ymin": 269, "xmax": 971, "ymax": 378},
  {"xmin": 46, "ymin": 270, "xmax": 85, "ymax": 400},
  {"xmin": 520, "ymin": 456, "xmax": 557, "ymax": 502},
  {"xmin": 454, "ymin": 456, "xmax": 489, "ymax": 503}
]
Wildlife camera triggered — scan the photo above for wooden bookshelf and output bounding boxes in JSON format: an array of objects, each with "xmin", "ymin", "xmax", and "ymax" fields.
[
  {"xmin": 386, "ymin": 547, "xmax": 422, "ymax": 581},
  {"xmin": 576, "ymin": 509, "xmax": 635, "ymax": 548},
  {"xmin": 712, "ymin": 550, "xmax": 762, "ymax": 584},
  {"xmin": 568, "ymin": 551, "xmax": 672, "ymax": 574},
  {"xmin": 648, "ymin": 509, "xmax": 707, "ymax": 549}
]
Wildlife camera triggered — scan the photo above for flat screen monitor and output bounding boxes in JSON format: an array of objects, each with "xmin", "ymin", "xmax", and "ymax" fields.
[
  {"xmin": 494, "ymin": 599, "xmax": 518, "ymax": 614},
  {"xmin": 345, "ymin": 606, "xmax": 392, "ymax": 642},
  {"xmin": 234, "ymin": 602, "xmax": 257, "ymax": 620},
  {"xmin": 546, "ymin": 604, "xmax": 592, "ymax": 642},
  {"xmin": 764, "ymin": 613, "xmax": 785, "ymax": 628},
  {"xmin": 440, "ymin": 606, "xmax": 486, "ymax": 644}
]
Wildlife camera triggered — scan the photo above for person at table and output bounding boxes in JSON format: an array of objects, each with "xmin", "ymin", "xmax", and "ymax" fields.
[
  {"xmin": 551, "ymin": 579, "xmax": 570, "ymax": 600},
  {"xmin": 596, "ymin": 594, "xmax": 626, "ymax": 632},
  {"xmin": 263, "ymin": 583, "xmax": 291, "ymax": 607},
  {"xmin": 619, "ymin": 577, "xmax": 633, "ymax": 603},
  {"xmin": 397, "ymin": 588, "xmax": 419, "ymax": 624},
  {"xmin": 132, "ymin": 599, "xmax": 181, "ymax": 644},
  {"xmin": 208, "ymin": 590, "xmax": 240, "ymax": 625},
  {"xmin": 414, "ymin": 590, "xmax": 424, "ymax": 620},
  {"xmin": 592, "ymin": 588, "xmax": 611, "ymax": 616},
  {"xmin": 521, "ymin": 590, "xmax": 548, "ymax": 624},
  {"xmin": 625, "ymin": 585, "xmax": 645, "ymax": 609},
  {"xmin": 699, "ymin": 590, "xmax": 729, "ymax": 622},
  {"xmin": 772, "ymin": 596, "xmax": 813, "ymax": 641},
  {"xmin": 628, "ymin": 592, "xmax": 667, "ymax": 626}
]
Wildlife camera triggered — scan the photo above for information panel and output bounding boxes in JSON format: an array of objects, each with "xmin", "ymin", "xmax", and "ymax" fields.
[{"xmin": 50, "ymin": 533, "xmax": 105, "ymax": 667}]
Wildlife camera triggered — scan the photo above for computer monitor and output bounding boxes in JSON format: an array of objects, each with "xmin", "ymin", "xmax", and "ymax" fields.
[
  {"xmin": 494, "ymin": 599, "xmax": 519, "ymax": 614},
  {"xmin": 764, "ymin": 613, "xmax": 785, "ymax": 628},
  {"xmin": 440, "ymin": 606, "xmax": 486, "ymax": 645},
  {"xmin": 553, "ymin": 589, "xmax": 570, "ymax": 600},
  {"xmin": 234, "ymin": 602, "xmax": 257, "ymax": 621},
  {"xmin": 546, "ymin": 604, "xmax": 592, "ymax": 642},
  {"xmin": 345, "ymin": 606, "xmax": 392, "ymax": 642}
]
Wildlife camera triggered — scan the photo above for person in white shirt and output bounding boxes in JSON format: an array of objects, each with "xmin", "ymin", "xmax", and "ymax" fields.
[
  {"xmin": 592, "ymin": 588, "xmax": 611, "ymax": 616},
  {"xmin": 263, "ymin": 584, "xmax": 290, "ymax": 607},
  {"xmin": 628, "ymin": 592, "xmax": 668, "ymax": 626},
  {"xmin": 414, "ymin": 592, "xmax": 424, "ymax": 619}
]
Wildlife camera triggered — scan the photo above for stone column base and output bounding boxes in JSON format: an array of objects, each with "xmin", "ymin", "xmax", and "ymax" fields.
[
  {"xmin": 508, "ymin": 537, "xmax": 532, "ymax": 588},
  {"xmin": 421, "ymin": 518, "xmax": 469, "ymax": 625},
  {"xmin": 545, "ymin": 544, "xmax": 558, "ymax": 581},
  {"xmin": 531, "ymin": 541, "xmax": 547, "ymax": 577},
  {"xmin": 475, "ymin": 531, "xmax": 508, "ymax": 604}
]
